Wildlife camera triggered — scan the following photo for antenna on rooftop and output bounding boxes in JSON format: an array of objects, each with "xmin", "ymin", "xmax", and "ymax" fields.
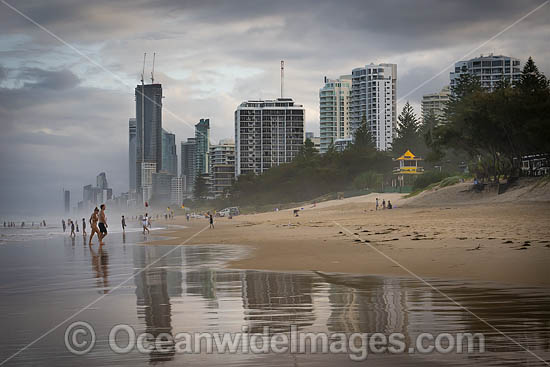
[{"xmin": 280, "ymin": 60, "xmax": 284, "ymax": 98}]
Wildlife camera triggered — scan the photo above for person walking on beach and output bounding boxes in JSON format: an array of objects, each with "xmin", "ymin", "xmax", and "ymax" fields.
[
  {"xmin": 62, "ymin": 219, "xmax": 66, "ymax": 232},
  {"xmin": 382, "ymin": 199, "xmax": 386, "ymax": 209},
  {"xmin": 89, "ymin": 208, "xmax": 100, "ymax": 246},
  {"xmin": 82, "ymin": 218, "xmax": 86, "ymax": 235},
  {"xmin": 70, "ymin": 220, "xmax": 75, "ymax": 237},
  {"xmin": 98, "ymin": 204, "xmax": 108, "ymax": 245},
  {"xmin": 142, "ymin": 214, "xmax": 150, "ymax": 235},
  {"xmin": 209, "ymin": 214, "xmax": 214, "ymax": 229},
  {"xmin": 121, "ymin": 215, "xmax": 126, "ymax": 233},
  {"xmin": 375, "ymin": 198, "xmax": 379, "ymax": 211},
  {"xmin": 186, "ymin": 213, "xmax": 190, "ymax": 222}
]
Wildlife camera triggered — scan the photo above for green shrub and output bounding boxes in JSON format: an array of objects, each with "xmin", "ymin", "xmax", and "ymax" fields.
[
  {"xmin": 413, "ymin": 171, "xmax": 450, "ymax": 190},
  {"xmin": 439, "ymin": 176, "xmax": 460, "ymax": 187}
]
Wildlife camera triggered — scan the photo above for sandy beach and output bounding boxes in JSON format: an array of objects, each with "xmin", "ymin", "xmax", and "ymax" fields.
[{"xmin": 150, "ymin": 181, "xmax": 550, "ymax": 287}]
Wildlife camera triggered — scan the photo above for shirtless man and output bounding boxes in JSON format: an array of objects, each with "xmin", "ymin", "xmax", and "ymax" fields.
[
  {"xmin": 98, "ymin": 204, "xmax": 108, "ymax": 245},
  {"xmin": 88, "ymin": 208, "xmax": 100, "ymax": 246}
]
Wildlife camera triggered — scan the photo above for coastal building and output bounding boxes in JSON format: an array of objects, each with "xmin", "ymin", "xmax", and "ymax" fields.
[
  {"xmin": 392, "ymin": 149, "xmax": 424, "ymax": 190},
  {"xmin": 129, "ymin": 118, "xmax": 137, "ymax": 191},
  {"xmin": 152, "ymin": 171, "xmax": 174, "ymax": 204},
  {"xmin": 450, "ymin": 54, "xmax": 521, "ymax": 92},
  {"xmin": 96, "ymin": 172, "xmax": 108, "ymax": 190},
  {"xmin": 180, "ymin": 138, "xmax": 196, "ymax": 195},
  {"xmin": 135, "ymin": 83, "xmax": 163, "ymax": 196},
  {"xmin": 350, "ymin": 63, "xmax": 397, "ymax": 151},
  {"xmin": 333, "ymin": 137, "xmax": 353, "ymax": 152},
  {"xmin": 64, "ymin": 190, "xmax": 70, "ymax": 213},
  {"xmin": 162, "ymin": 129, "xmax": 178, "ymax": 176},
  {"xmin": 319, "ymin": 75, "xmax": 352, "ymax": 153},
  {"xmin": 195, "ymin": 119, "xmax": 210, "ymax": 175},
  {"xmin": 209, "ymin": 139, "xmax": 235, "ymax": 197},
  {"xmin": 170, "ymin": 176, "xmax": 184, "ymax": 205},
  {"xmin": 235, "ymin": 98, "xmax": 305, "ymax": 176},
  {"xmin": 421, "ymin": 86, "xmax": 450, "ymax": 121},
  {"xmin": 141, "ymin": 162, "xmax": 157, "ymax": 204}
]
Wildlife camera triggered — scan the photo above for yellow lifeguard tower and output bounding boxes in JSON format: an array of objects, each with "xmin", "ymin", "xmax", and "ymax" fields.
[{"xmin": 393, "ymin": 150, "xmax": 424, "ymax": 188}]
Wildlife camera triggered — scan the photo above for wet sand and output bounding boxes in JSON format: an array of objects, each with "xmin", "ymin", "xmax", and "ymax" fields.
[{"xmin": 150, "ymin": 194, "xmax": 550, "ymax": 287}]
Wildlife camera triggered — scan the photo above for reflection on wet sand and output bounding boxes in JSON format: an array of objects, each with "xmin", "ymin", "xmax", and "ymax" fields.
[
  {"xmin": 124, "ymin": 244, "xmax": 550, "ymax": 366},
  {"xmin": 89, "ymin": 245, "xmax": 109, "ymax": 294},
  {"xmin": 2, "ymin": 235, "xmax": 547, "ymax": 366}
]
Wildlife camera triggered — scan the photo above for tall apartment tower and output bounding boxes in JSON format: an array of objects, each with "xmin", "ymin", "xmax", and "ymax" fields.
[
  {"xmin": 450, "ymin": 54, "xmax": 521, "ymax": 92},
  {"xmin": 194, "ymin": 119, "xmax": 210, "ymax": 176},
  {"xmin": 162, "ymin": 129, "xmax": 178, "ymax": 176},
  {"xmin": 421, "ymin": 86, "xmax": 450, "ymax": 121},
  {"xmin": 319, "ymin": 75, "xmax": 352, "ymax": 153},
  {"xmin": 135, "ymin": 83, "xmax": 163, "ymax": 194},
  {"xmin": 129, "ymin": 118, "xmax": 137, "ymax": 191},
  {"xmin": 180, "ymin": 138, "xmax": 196, "ymax": 194},
  {"xmin": 350, "ymin": 63, "xmax": 397, "ymax": 151},
  {"xmin": 209, "ymin": 139, "xmax": 235, "ymax": 197},
  {"xmin": 235, "ymin": 98, "xmax": 305, "ymax": 176}
]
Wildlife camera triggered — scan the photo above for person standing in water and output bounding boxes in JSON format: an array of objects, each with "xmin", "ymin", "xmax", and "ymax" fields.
[
  {"xmin": 82, "ymin": 218, "xmax": 86, "ymax": 236},
  {"xmin": 142, "ymin": 213, "xmax": 150, "ymax": 234},
  {"xmin": 62, "ymin": 219, "xmax": 66, "ymax": 232},
  {"xmin": 98, "ymin": 204, "xmax": 108, "ymax": 245},
  {"xmin": 121, "ymin": 215, "xmax": 126, "ymax": 233},
  {"xmin": 70, "ymin": 220, "xmax": 75, "ymax": 237},
  {"xmin": 89, "ymin": 208, "xmax": 100, "ymax": 246}
]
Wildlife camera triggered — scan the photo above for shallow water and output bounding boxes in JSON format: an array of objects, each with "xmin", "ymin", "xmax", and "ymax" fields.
[{"xmin": 0, "ymin": 229, "xmax": 549, "ymax": 366}]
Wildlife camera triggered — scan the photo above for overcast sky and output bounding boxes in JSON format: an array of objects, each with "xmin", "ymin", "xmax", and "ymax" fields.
[{"xmin": 1, "ymin": 0, "xmax": 549, "ymax": 215}]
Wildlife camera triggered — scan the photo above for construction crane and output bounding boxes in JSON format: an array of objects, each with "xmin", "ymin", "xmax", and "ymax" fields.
[{"xmin": 150, "ymin": 52, "xmax": 156, "ymax": 84}]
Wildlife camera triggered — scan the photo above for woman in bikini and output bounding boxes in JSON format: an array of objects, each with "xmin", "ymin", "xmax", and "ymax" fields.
[{"xmin": 88, "ymin": 207, "xmax": 100, "ymax": 246}]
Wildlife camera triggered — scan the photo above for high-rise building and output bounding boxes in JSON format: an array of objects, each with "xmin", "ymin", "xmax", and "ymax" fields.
[
  {"xmin": 319, "ymin": 75, "xmax": 352, "ymax": 153},
  {"xmin": 63, "ymin": 190, "xmax": 70, "ymax": 213},
  {"xmin": 421, "ymin": 86, "xmax": 450, "ymax": 121},
  {"xmin": 170, "ymin": 176, "xmax": 184, "ymax": 205},
  {"xmin": 129, "ymin": 118, "xmax": 137, "ymax": 191},
  {"xmin": 141, "ymin": 162, "xmax": 157, "ymax": 204},
  {"xmin": 209, "ymin": 139, "xmax": 235, "ymax": 197},
  {"xmin": 152, "ymin": 171, "xmax": 174, "ymax": 204},
  {"xmin": 194, "ymin": 119, "xmax": 210, "ymax": 175},
  {"xmin": 235, "ymin": 98, "xmax": 305, "ymax": 176},
  {"xmin": 96, "ymin": 172, "xmax": 108, "ymax": 189},
  {"xmin": 350, "ymin": 63, "xmax": 397, "ymax": 151},
  {"xmin": 162, "ymin": 129, "xmax": 178, "ymax": 176},
  {"xmin": 180, "ymin": 138, "xmax": 196, "ymax": 194},
  {"xmin": 135, "ymin": 83, "xmax": 163, "ymax": 194},
  {"xmin": 450, "ymin": 54, "xmax": 521, "ymax": 91}
]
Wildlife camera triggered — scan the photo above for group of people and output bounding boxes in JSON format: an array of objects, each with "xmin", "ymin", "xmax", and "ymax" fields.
[
  {"xmin": 375, "ymin": 198, "xmax": 393, "ymax": 210},
  {"xmin": 3, "ymin": 220, "xmax": 47, "ymax": 227},
  {"xmin": 62, "ymin": 204, "xmax": 109, "ymax": 245}
]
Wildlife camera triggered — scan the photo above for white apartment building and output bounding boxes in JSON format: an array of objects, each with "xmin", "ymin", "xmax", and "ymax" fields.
[
  {"xmin": 209, "ymin": 139, "xmax": 235, "ymax": 197},
  {"xmin": 350, "ymin": 63, "xmax": 397, "ymax": 151},
  {"xmin": 421, "ymin": 85, "xmax": 450, "ymax": 121},
  {"xmin": 319, "ymin": 75, "xmax": 352, "ymax": 153},
  {"xmin": 450, "ymin": 54, "xmax": 521, "ymax": 91},
  {"xmin": 235, "ymin": 98, "xmax": 305, "ymax": 176},
  {"xmin": 170, "ymin": 176, "xmax": 184, "ymax": 206},
  {"xmin": 141, "ymin": 162, "xmax": 156, "ymax": 204}
]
